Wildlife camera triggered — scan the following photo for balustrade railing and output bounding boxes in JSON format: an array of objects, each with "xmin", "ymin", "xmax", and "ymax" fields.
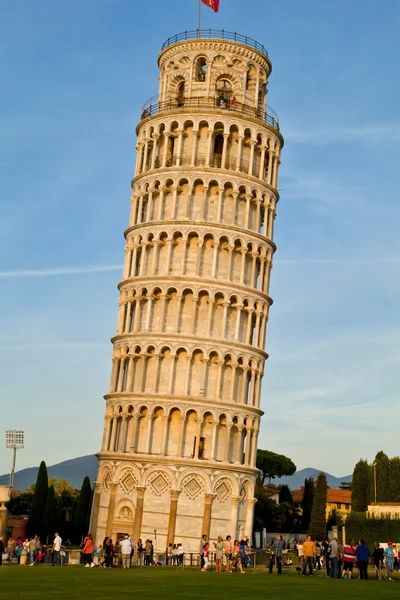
[
  {"xmin": 161, "ymin": 29, "xmax": 269, "ymax": 58},
  {"xmin": 141, "ymin": 95, "xmax": 279, "ymax": 131}
]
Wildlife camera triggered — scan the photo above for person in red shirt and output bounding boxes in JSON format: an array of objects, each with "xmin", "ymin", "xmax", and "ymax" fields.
[{"xmin": 342, "ymin": 539, "xmax": 357, "ymax": 579}]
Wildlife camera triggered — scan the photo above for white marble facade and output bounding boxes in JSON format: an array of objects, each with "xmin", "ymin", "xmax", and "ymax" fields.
[{"xmin": 91, "ymin": 31, "xmax": 283, "ymax": 551}]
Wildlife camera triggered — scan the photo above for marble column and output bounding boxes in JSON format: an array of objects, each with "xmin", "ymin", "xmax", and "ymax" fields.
[
  {"xmin": 244, "ymin": 498, "xmax": 257, "ymax": 539},
  {"xmin": 89, "ymin": 481, "xmax": 102, "ymax": 544},
  {"xmin": 201, "ymin": 493, "xmax": 215, "ymax": 538},
  {"xmin": 166, "ymin": 489, "xmax": 181, "ymax": 546},
  {"xmin": 132, "ymin": 486, "xmax": 147, "ymax": 542},
  {"xmin": 230, "ymin": 496, "xmax": 241, "ymax": 539},
  {"xmin": 106, "ymin": 482, "xmax": 118, "ymax": 537}
]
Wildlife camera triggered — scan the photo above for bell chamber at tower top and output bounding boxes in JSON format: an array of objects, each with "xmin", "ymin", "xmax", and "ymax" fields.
[{"xmin": 135, "ymin": 31, "xmax": 283, "ymax": 185}]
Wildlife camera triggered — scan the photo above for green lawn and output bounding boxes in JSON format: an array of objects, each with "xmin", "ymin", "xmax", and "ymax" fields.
[{"xmin": 0, "ymin": 566, "xmax": 399, "ymax": 599}]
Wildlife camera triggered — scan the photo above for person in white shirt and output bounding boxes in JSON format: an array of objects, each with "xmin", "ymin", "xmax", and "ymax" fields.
[
  {"xmin": 120, "ymin": 535, "xmax": 133, "ymax": 569},
  {"xmin": 51, "ymin": 533, "xmax": 62, "ymax": 566},
  {"xmin": 296, "ymin": 540, "xmax": 304, "ymax": 570}
]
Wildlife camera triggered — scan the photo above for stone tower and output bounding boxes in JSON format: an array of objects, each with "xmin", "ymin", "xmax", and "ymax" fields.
[{"xmin": 91, "ymin": 30, "xmax": 283, "ymax": 551}]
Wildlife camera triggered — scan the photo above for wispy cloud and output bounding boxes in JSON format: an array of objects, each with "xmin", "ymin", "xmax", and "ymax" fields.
[
  {"xmin": 0, "ymin": 265, "xmax": 122, "ymax": 279},
  {"xmin": 284, "ymin": 123, "xmax": 400, "ymax": 145}
]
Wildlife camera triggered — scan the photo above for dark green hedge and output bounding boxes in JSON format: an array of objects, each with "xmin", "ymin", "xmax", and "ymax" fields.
[{"xmin": 345, "ymin": 512, "xmax": 400, "ymax": 544}]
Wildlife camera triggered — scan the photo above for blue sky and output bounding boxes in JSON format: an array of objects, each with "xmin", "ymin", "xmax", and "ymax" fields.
[{"xmin": 1, "ymin": 0, "xmax": 399, "ymax": 479}]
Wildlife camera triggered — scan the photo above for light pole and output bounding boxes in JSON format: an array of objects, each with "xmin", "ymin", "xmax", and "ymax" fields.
[
  {"xmin": 5, "ymin": 430, "xmax": 24, "ymax": 488},
  {"xmin": 373, "ymin": 462, "xmax": 377, "ymax": 503}
]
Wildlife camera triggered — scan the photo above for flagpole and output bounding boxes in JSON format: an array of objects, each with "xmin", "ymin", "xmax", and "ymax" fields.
[{"xmin": 198, "ymin": 0, "xmax": 201, "ymax": 37}]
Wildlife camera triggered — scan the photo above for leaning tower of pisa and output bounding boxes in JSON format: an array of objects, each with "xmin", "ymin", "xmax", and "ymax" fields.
[{"xmin": 91, "ymin": 30, "xmax": 283, "ymax": 551}]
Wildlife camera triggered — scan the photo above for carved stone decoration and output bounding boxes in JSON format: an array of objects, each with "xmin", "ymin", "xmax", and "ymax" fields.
[
  {"xmin": 182, "ymin": 475, "xmax": 205, "ymax": 500},
  {"xmin": 215, "ymin": 478, "xmax": 232, "ymax": 503},
  {"xmin": 102, "ymin": 470, "xmax": 112, "ymax": 492},
  {"xmin": 148, "ymin": 472, "xmax": 171, "ymax": 496},
  {"xmin": 119, "ymin": 506, "xmax": 133, "ymax": 520},
  {"xmin": 119, "ymin": 471, "xmax": 137, "ymax": 493}
]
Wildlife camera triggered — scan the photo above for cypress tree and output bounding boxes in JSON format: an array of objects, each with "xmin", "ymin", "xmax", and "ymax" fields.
[
  {"xmin": 42, "ymin": 485, "xmax": 57, "ymax": 543},
  {"xmin": 309, "ymin": 472, "xmax": 327, "ymax": 540},
  {"xmin": 352, "ymin": 459, "xmax": 370, "ymax": 511},
  {"xmin": 301, "ymin": 477, "xmax": 314, "ymax": 531},
  {"xmin": 72, "ymin": 477, "xmax": 92, "ymax": 543},
  {"xmin": 27, "ymin": 461, "xmax": 48, "ymax": 538},
  {"xmin": 279, "ymin": 484, "xmax": 293, "ymax": 505}
]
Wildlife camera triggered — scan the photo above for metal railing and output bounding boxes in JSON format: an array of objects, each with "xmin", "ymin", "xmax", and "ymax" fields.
[
  {"xmin": 141, "ymin": 95, "xmax": 279, "ymax": 131},
  {"xmin": 161, "ymin": 30, "xmax": 268, "ymax": 58}
]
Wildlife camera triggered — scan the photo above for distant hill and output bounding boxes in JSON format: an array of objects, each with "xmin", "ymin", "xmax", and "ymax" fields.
[
  {"xmin": 277, "ymin": 468, "xmax": 352, "ymax": 490},
  {"xmin": 0, "ymin": 456, "xmax": 351, "ymax": 492},
  {"xmin": 0, "ymin": 455, "xmax": 98, "ymax": 491}
]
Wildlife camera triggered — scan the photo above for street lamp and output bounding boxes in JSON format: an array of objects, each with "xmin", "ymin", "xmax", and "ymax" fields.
[
  {"xmin": 373, "ymin": 462, "xmax": 377, "ymax": 503},
  {"xmin": 5, "ymin": 430, "xmax": 24, "ymax": 488}
]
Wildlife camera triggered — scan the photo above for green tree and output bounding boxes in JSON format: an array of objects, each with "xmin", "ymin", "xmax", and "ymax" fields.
[
  {"xmin": 27, "ymin": 461, "xmax": 48, "ymax": 538},
  {"xmin": 256, "ymin": 450, "xmax": 296, "ymax": 485},
  {"xmin": 309, "ymin": 472, "xmax": 327, "ymax": 540},
  {"xmin": 375, "ymin": 451, "xmax": 391, "ymax": 502},
  {"xmin": 42, "ymin": 485, "xmax": 57, "ymax": 543},
  {"xmin": 6, "ymin": 492, "xmax": 34, "ymax": 516},
  {"xmin": 339, "ymin": 481, "xmax": 352, "ymax": 491},
  {"xmin": 278, "ymin": 484, "xmax": 293, "ymax": 505},
  {"xmin": 301, "ymin": 477, "xmax": 314, "ymax": 531},
  {"xmin": 389, "ymin": 457, "xmax": 400, "ymax": 502},
  {"xmin": 352, "ymin": 459, "xmax": 370, "ymax": 511},
  {"xmin": 72, "ymin": 476, "xmax": 92, "ymax": 543}
]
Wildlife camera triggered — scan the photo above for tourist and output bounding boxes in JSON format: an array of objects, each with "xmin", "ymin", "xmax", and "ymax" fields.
[
  {"xmin": 82, "ymin": 534, "xmax": 95, "ymax": 567},
  {"xmin": 137, "ymin": 539, "xmax": 144, "ymax": 566},
  {"xmin": 240, "ymin": 539, "xmax": 250, "ymax": 568},
  {"xmin": 302, "ymin": 535, "xmax": 315, "ymax": 576},
  {"xmin": 233, "ymin": 540, "xmax": 245, "ymax": 574},
  {"xmin": 93, "ymin": 545, "xmax": 102, "ymax": 566},
  {"xmin": 7, "ymin": 536, "xmax": 16, "ymax": 565},
  {"xmin": 322, "ymin": 538, "xmax": 330, "ymax": 575},
  {"xmin": 296, "ymin": 539, "xmax": 304, "ymax": 571},
  {"xmin": 166, "ymin": 542, "xmax": 172, "ymax": 566},
  {"xmin": 113, "ymin": 539, "xmax": 120, "ymax": 566},
  {"xmin": 120, "ymin": 534, "xmax": 132, "ymax": 569},
  {"xmin": 199, "ymin": 534, "xmax": 207, "ymax": 569},
  {"xmin": 342, "ymin": 539, "xmax": 357, "ymax": 579},
  {"xmin": 224, "ymin": 535, "xmax": 233, "ymax": 572},
  {"xmin": 284, "ymin": 556, "xmax": 293, "ymax": 566},
  {"xmin": 173, "ymin": 543, "xmax": 179, "ymax": 565},
  {"xmin": 51, "ymin": 532, "xmax": 62, "ymax": 566},
  {"xmin": 36, "ymin": 548, "xmax": 45, "ymax": 564},
  {"xmin": 214, "ymin": 536, "xmax": 224, "ymax": 572},
  {"xmin": 269, "ymin": 534, "xmax": 284, "ymax": 575},
  {"xmin": 337, "ymin": 540, "xmax": 344, "ymax": 576},
  {"xmin": 384, "ymin": 541, "xmax": 395, "ymax": 581},
  {"xmin": 201, "ymin": 542, "xmax": 210, "ymax": 571},
  {"xmin": 104, "ymin": 537, "xmax": 113, "ymax": 568},
  {"xmin": 315, "ymin": 542, "xmax": 321, "ymax": 570},
  {"xmin": 355, "ymin": 539, "xmax": 370, "ymax": 580},
  {"xmin": 0, "ymin": 537, "xmax": 4, "ymax": 567},
  {"xmin": 372, "ymin": 542, "xmax": 384, "ymax": 580},
  {"xmin": 177, "ymin": 542, "xmax": 184, "ymax": 566},
  {"xmin": 329, "ymin": 537, "xmax": 339, "ymax": 578},
  {"xmin": 144, "ymin": 539, "xmax": 151, "ymax": 565},
  {"xmin": 149, "ymin": 539, "xmax": 157, "ymax": 566}
]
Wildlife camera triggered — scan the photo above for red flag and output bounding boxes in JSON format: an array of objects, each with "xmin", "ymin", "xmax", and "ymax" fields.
[{"xmin": 201, "ymin": 0, "xmax": 220, "ymax": 12}]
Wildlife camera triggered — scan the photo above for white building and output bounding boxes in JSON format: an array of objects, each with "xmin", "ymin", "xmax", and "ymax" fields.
[{"xmin": 90, "ymin": 29, "xmax": 284, "ymax": 551}]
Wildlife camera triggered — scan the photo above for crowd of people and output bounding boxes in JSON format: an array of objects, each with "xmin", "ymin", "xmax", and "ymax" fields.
[
  {"xmin": 2, "ymin": 529, "xmax": 399, "ymax": 582},
  {"xmin": 268, "ymin": 533, "xmax": 398, "ymax": 581},
  {"xmin": 0, "ymin": 534, "xmax": 55, "ymax": 566}
]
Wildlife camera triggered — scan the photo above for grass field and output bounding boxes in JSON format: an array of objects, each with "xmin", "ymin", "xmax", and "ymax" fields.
[{"xmin": 0, "ymin": 566, "xmax": 399, "ymax": 600}]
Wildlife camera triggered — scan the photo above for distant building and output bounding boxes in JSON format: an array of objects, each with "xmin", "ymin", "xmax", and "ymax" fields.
[
  {"xmin": 367, "ymin": 503, "xmax": 400, "ymax": 518},
  {"xmin": 292, "ymin": 486, "xmax": 352, "ymax": 519}
]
